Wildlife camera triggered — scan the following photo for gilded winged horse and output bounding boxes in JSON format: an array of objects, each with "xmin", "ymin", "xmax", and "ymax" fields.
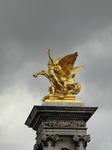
[{"xmin": 33, "ymin": 50, "xmax": 84, "ymax": 95}]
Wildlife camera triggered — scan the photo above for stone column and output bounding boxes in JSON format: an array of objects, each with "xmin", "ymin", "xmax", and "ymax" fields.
[
  {"xmin": 41, "ymin": 134, "xmax": 59, "ymax": 150},
  {"xmin": 25, "ymin": 103, "xmax": 97, "ymax": 150},
  {"xmin": 34, "ymin": 134, "xmax": 59, "ymax": 150},
  {"xmin": 73, "ymin": 135, "xmax": 90, "ymax": 150}
]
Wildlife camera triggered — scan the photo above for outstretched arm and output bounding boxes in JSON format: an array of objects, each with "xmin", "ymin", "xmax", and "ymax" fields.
[{"xmin": 47, "ymin": 49, "xmax": 54, "ymax": 64}]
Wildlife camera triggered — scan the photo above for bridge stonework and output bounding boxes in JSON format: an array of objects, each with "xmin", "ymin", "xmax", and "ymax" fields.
[{"xmin": 25, "ymin": 102, "xmax": 97, "ymax": 150}]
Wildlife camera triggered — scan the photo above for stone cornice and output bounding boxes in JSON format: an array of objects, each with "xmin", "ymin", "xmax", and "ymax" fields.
[{"xmin": 25, "ymin": 105, "xmax": 98, "ymax": 131}]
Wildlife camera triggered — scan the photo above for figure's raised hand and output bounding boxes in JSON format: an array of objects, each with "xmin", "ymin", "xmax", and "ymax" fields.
[{"xmin": 46, "ymin": 49, "xmax": 50, "ymax": 53}]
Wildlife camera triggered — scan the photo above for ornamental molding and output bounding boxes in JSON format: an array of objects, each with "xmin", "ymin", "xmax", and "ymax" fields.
[
  {"xmin": 34, "ymin": 134, "xmax": 59, "ymax": 149},
  {"xmin": 73, "ymin": 134, "xmax": 90, "ymax": 147},
  {"xmin": 42, "ymin": 134, "xmax": 59, "ymax": 147},
  {"xmin": 42, "ymin": 120, "xmax": 86, "ymax": 128},
  {"xmin": 41, "ymin": 113, "xmax": 89, "ymax": 119}
]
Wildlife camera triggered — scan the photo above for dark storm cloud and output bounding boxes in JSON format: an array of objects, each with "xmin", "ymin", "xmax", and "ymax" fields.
[
  {"xmin": 1, "ymin": 0, "xmax": 112, "ymax": 69},
  {"xmin": 0, "ymin": 1, "xmax": 112, "ymax": 150},
  {"xmin": 0, "ymin": 0, "xmax": 112, "ymax": 109},
  {"xmin": 0, "ymin": 0, "xmax": 112, "ymax": 47}
]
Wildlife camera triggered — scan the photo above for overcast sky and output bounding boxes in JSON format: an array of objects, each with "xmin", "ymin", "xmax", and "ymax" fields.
[{"xmin": 0, "ymin": 0, "xmax": 112, "ymax": 150}]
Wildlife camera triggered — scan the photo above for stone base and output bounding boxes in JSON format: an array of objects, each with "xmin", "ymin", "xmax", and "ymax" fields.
[
  {"xmin": 25, "ymin": 104, "xmax": 98, "ymax": 150},
  {"xmin": 42, "ymin": 102, "xmax": 84, "ymax": 107}
]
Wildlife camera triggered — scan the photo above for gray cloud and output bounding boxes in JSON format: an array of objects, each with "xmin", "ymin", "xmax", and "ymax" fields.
[
  {"xmin": 0, "ymin": 1, "xmax": 112, "ymax": 150},
  {"xmin": 0, "ymin": 0, "xmax": 112, "ymax": 47}
]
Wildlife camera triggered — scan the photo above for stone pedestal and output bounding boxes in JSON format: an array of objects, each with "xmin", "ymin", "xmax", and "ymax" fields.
[{"xmin": 25, "ymin": 102, "xmax": 97, "ymax": 150}]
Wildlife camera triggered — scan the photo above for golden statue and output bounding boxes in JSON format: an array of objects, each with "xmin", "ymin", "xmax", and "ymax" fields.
[{"xmin": 33, "ymin": 50, "xmax": 84, "ymax": 102}]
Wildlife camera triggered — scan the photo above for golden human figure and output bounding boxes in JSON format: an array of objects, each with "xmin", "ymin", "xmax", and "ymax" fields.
[{"xmin": 33, "ymin": 50, "xmax": 84, "ymax": 101}]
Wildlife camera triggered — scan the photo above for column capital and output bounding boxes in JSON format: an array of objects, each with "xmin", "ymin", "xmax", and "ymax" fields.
[
  {"xmin": 73, "ymin": 134, "xmax": 90, "ymax": 147},
  {"xmin": 42, "ymin": 134, "xmax": 59, "ymax": 146}
]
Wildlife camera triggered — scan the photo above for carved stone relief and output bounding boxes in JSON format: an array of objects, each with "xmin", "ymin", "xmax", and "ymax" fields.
[
  {"xmin": 42, "ymin": 134, "xmax": 59, "ymax": 147},
  {"xmin": 73, "ymin": 134, "xmax": 90, "ymax": 147},
  {"xmin": 34, "ymin": 134, "xmax": 59, "ymax": 149},
  {"xmin": 42, "ymin": 120, "xmax": 86, "ymax": 128}
]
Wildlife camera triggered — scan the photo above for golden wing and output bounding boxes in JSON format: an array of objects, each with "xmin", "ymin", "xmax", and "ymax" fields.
[
  {"xmin": 70, "ymin": 66, "xmax": 84, "ymax": 78},
  {"xmin": 58, "ymin": 52, "xmax": 78, "ymax": 76},
  {"xmin": 54, "ymin": 57, "xmax": 61, "ymax": 65}
]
